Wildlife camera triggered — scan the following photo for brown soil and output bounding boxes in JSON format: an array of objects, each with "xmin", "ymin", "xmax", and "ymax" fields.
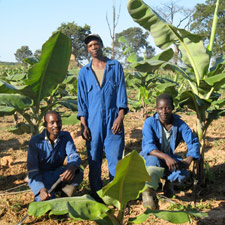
[{"xmin": 0, "ymin": 111, "xmax": 225, "ymax": 225}]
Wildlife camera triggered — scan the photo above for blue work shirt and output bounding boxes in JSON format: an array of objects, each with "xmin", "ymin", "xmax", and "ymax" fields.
[
  {"xmin": 77, "ymin": 58, "xmax": 128, "ymax": 128},
  {"xmin": 27, "ymin": 129, "xmax": 81, "ymax": 196},
  {"xmin": 141, "ymin": 113, "xmax": 200, "ymax": 159}
]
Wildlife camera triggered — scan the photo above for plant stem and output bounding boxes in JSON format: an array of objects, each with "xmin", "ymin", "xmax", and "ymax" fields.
[{"xmin": 117, "ymin": 210, "xmax": 124, "ymax": 224}]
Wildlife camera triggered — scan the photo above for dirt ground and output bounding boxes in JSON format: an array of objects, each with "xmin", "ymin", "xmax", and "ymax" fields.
[{"xmin": 0, "ymin": 110, "xmax": 225, "ymax": 225}]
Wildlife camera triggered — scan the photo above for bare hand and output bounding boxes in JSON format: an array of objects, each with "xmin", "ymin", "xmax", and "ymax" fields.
[
  {"xmin": 40, "ymin": 187, "xmax": 51, "ymax": 201},
  {"xmin": 60, "ymin": 165, "xmax": 77, "ymax": 182},
  {"xmin": 178, "ymin": 157, "xmax": 193, "ymax": 170},
  {"xmin": 111, "ymin": 116, "xmax": 123, "ymax": 134},
  {"xmin": 165, "ymin": 156, "xmax": 179, "ymax": 172},
  {"xmin": 81, "ymin": 124, "xmax": 91, "ymax": 141}
]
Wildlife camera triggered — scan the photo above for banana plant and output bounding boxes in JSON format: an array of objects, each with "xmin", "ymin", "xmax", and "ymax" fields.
[
  {"xmin": 27, "ymin": 151, "xmax": 207, "ymax": 224},
  {"xmin": 120, "ymin": 36, "xmax": 178, "ymax": 117},
  {"xmin": 0, "ymin": 32, "xmax": 77, "ymax": 135},
  {"xmin": 127, "ymin": 0, "xmax": 225, "ymax": 169}
]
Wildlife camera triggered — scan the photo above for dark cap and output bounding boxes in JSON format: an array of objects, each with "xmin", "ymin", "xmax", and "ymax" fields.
[{"xmin": 84, "ymin": 34, "xmax": 103, "ymax": 45}]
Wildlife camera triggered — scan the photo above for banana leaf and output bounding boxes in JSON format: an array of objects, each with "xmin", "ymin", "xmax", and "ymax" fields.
[
  {"xmin": 127, "ymin": 0, "xmax": 209, "ymax": 84},
  {"xmin": 0, "ymin": 106, "xmax": 15, "ymax": 116},
  {"xmin": 0, "ymin": 93, "xmax": 32, "ymax": 110},
  {"xmin": 129, "ymin": 208, "xmax": 208, "ymax": 224},
  {"xmin": 0, "ymin": 80, "xmax": 35, "ymax": 98},
  {"xmin": 179, "ymin": 91, "xmax": 211, "ymax": 115},
  {"xmin": 28, "ymin": 195, "xmax": 111, "ymax": 223},
  {"xmin": 26, "ymin": 32, "xmax": 72, "ymax": 107},
  {"xmin": 97, "ymin": 150, "xmax": 151, "ymax": 210},
  {"xmin": 204, "ymin": 73, "xmax": 225, "ymax": 91}
]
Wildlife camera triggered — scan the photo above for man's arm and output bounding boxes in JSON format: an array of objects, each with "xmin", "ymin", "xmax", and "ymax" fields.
[
  {"xmin": 61, "ymin": 132, "xmax": 82, "ymax": 182},
  {"xmin": 180, "ymin": 122, "xmax": 200, "ymax": 161},
  {"xmin": 80, "ymin": 116, "xmax": 91, "ymax": 141},
  {"xmin": 112, "ymin": 108, "xmax": 125, "ymax": 134},
  {"xmin": 142, "ymin": 117, "xmax": 180, "ymax": 172},
  {"xmin": 150, "ymin": 149, "xmax": 180, "ymax": 172},
  {"xmin": 116, "ymin": 62, "xmax": 129, "ymax": 115},
  {"xmin": 27, "ymin": 139, "xmax": 49, "ymax": 200}
]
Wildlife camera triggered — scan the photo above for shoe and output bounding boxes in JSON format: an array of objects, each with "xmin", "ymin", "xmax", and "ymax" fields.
[
  {"xmin": 163, "ymin": 180, "xmax": 174, "ymax": 198},
  {"xmin": 142, "ymin": 187, "xmax": 159, "ymax": 209},
  {"xmin": 61, "ymin": 184, "xmax": 76, "ymax": 197}
]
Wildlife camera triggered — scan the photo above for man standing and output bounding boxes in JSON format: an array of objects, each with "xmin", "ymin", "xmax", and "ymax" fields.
[
  {"xmin": 141, "ymin": 93, "xmax": 200, "ymax": 208},
  {"xmin": 77, "ymin": 34, "xmax": 128, "ymax": 201},
  {"xmin": 27, "ymin": 111, "xmax": 83, "ymax": 201}
]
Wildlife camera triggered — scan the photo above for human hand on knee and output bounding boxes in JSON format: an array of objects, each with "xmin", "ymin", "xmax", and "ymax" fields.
[{"xmin": 60, "ymin": 165, "xmax": 77, "ymax": 182}]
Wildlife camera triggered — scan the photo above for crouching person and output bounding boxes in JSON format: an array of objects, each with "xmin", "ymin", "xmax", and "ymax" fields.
[
  {"xmin": 140, "ymin": 93, "xmax": 200, "ymax": 208},
  {"xmin": 27, "ymin": 111, "xmax": 83, "ymax": 201}
]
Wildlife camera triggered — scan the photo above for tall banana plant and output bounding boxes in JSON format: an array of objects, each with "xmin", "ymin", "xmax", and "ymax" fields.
[
  {"xmin": 0, "ymin": 32, "xmax": 75, "ymax": 135},
  {"xmin": 127, "ymin": 0, "xmax": 225, "ymax": 164}
]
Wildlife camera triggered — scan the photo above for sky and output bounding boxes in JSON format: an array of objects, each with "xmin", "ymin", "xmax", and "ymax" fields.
[{"xmin": 0, "ymin": 0, "xmax": 206, "ymax": 62}]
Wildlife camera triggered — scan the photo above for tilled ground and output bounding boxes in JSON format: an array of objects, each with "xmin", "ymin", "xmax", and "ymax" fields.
[{"xmin": 0, "ymin": 111, "xmax": 225, "ymax": 225}]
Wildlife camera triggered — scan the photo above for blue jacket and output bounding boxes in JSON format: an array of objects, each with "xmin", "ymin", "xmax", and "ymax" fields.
[
  {"xmin": 141, "ymin": 113, "xmax": 200, "ymax": 159},
  {"xmin": 27, "ymin": 129, "xmax": 81, "ymax": 196},
  {"xmin": 77, "ymin": 58, "xmax": 128, "ymax": 129}
]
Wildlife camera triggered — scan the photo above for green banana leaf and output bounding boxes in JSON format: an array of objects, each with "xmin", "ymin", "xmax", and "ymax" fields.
[
  {"xmin": 28, "ymin": 195, "xmax": 111, "ymax": 222},
  {"xmin": 206, "ymin": 109, "xmax": 225, "ymax": 130},
  {"xmin": 132, "ymin": 49, "xmax": 174, "ymax": 72},
  {"xmin": 127, "ymin": 0, "xmax": 209, "ymax": 83},
  {"xmin": 0, "ymin": 93, "xmax": 32, "ymax": 110},
  {"xmin": 97, "ymin": 150, "xmax": 151, "ymax": 210},
  {"xmin": 211, "ymin": 98, "xmax": 225, "ymax": 108},
  {"xmin": 208, "ymin": 55, "xmax": 225, "ymax": 77},
  {"xmin": 56, "ymin": 98, "xmax": 78, "ymax": 111},
  {"xmin": 62, "ymin": 75, "xmax": 76, "ymax": 84},
  {"xmin": 8, "ymin": 122, "xmax": 31, "ymax": 135},
  {"xmin": 0, "ymin": 106, "xmax": 15, "ymax": 116},
  {"xmin": 26, "ymin": 31, "xmax": 72, "ymax": 107},
  {"xmin": 6, "ymin": 73, "xmax": 26, "ymax": 81},
  {"xmin": 24, "ymin": 56, "xmax": 39, "ymax": 65},
  {"xmin": 128, "ymin": 208, "xmax": 208, "ymax": 224},
  {"xmin": 207, "ymin": 0, "xmax": 220, "ymax": 56},
  {"xmin": 0, "ymin": 80, "xmax": 35, "ymax": 98},
  {"xmin": 150, "ymin": 48, "xmax": 174, "ymax": 62},
  {"xmin": 179, "ymin": 91, "xmax": 211, "ymax": 115},
  {"xmin": 204, "ymin": 73, "xmax": 225, "ymax": 91},
  {"xmin": 155, "ymin": 83, "xmax": 178, "ymax": 97}
]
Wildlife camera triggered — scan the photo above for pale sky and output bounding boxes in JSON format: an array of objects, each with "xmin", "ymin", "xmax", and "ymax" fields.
[{"xmin": 0, "ymin": 0, "xmax": 206, "ymax": 62}]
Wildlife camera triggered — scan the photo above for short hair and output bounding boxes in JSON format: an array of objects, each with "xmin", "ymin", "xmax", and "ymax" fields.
[
  {"xmin": 156, "ymin": 93, "xmax": 174, "ymax": 109},
  {"xmin": 44, "ymin": 111, "xmax": 61, "ymax": 126}
]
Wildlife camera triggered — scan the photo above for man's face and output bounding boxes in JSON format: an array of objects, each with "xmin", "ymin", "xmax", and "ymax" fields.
[
  {"xmin": 156, "ymin": 99, "xmax": 173, "ymax": 125},
  {"xmin": 87, "ymin": 39, "xmax": 102, "ymax": 58},
  {"xmin": 45, "ymin": 113, "xmax": 62, "ymax": 140}
]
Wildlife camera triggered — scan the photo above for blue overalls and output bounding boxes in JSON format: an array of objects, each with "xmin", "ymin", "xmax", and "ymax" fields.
[
  {"xmin": 141, "ymin": 113, "xmax": 200, "ymax": 182},
  {"xmin": 27, "ymin": 130, "xmax": 82, "ymax": 201},
  {"xmin": 77, "ymin": 58, "xmax": 128, "ymax": 195}
]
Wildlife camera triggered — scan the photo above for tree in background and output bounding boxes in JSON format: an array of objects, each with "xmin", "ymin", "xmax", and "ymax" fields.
[
  {"xmin": 106, "ymin": 0, "xmax": 122, "ymax": 59},
  {"xmin": 114, "ymin": 27, "xmax": 155, "ymax": 63},
  {"xmin": 155, "ymin": 0, "xmax": 193, "ymax": 29},
  {"xmin": 191, "ymin": 0, "xmax": 225, "ymax": 56},
  {"xmin": 14, "ymin": 46, "xmax": 33, "ymax": 64},
  {"xmin": 57, "ymin": 22, "xmax": 91, "ymax": 66},
  {"xmin": 155, "ymin": 0, "xmax": 194, "ymax": 65},
  {"xmin": 33, "ymin": 49, "xmax": 41, "ymax": 61}
]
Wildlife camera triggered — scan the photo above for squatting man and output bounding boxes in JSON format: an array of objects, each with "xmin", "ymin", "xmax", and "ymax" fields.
[
  {"xmin": 27, "ymin": 111, "xmax": 83, "ymax": 201},
  {"xmin": 140, "ymin": 93, "xmax": 200, "ymax": 209}
]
